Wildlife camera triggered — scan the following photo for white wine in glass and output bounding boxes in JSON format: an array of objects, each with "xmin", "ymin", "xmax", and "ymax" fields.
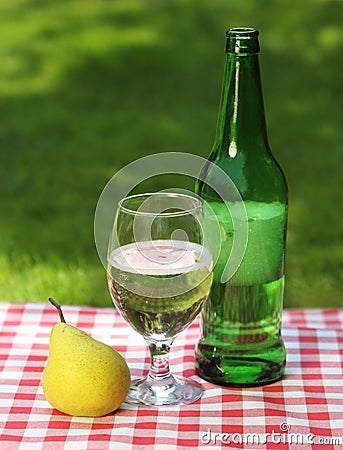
[{"xmin": 107, "ymin": 192, "xmax": 213, "ymax": 406}]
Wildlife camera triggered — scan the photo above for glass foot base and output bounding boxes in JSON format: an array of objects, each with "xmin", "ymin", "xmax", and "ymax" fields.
[{"xmin": 124, "ymin": 374, "xmax": 204, "ymax": 406}]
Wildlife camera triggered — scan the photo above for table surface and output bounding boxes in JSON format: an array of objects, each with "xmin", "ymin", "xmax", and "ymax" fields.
[{"xmin": 0, "ymin": 303, "xmax": 342, "ymax": 450}]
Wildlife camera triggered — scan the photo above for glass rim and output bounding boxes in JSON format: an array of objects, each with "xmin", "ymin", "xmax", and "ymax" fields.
[{"xmin": 118, "ymin": 192, "xmax": 203, "ymax": 217}]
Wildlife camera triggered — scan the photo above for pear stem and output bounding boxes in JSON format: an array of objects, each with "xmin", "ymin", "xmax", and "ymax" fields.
[{"xmin": 48, "ymin": 297, "xmax": 66, "ymax": 323}]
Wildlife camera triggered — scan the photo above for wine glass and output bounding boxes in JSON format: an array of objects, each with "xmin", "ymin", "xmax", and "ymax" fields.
[{"xmin": 107, "ymin": 192, "xmax": 213, "ymax": 406}]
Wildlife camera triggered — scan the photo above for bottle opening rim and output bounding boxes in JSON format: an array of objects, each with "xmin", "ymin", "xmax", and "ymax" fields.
[
  {"xmin": 225, "ymin": 28, "xmax": 260, "ymax": 54},
  {"xmin": 226, "ymin": 28, "xmax": 259, "ymax": 38}
]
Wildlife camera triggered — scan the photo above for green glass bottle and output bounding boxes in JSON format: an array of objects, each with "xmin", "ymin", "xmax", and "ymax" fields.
[{"xmin": 195, "ymin": 28, "xmax": 288, "ymax": 386}]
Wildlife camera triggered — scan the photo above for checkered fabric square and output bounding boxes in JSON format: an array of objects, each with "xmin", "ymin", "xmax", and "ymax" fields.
[{"xmin": 0, "ymin": 303, "xmax": 342, "ymax": 449}]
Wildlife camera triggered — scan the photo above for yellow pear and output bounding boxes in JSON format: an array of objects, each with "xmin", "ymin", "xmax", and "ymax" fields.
[{"xmin": 42, "ymin": 298, "xmax": 130, "ymax": 417}]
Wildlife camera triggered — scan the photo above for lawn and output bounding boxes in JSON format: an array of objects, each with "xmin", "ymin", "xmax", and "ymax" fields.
[{"xmin": 0, "ymin": 0, "xmax": 342, "ymax": 308}]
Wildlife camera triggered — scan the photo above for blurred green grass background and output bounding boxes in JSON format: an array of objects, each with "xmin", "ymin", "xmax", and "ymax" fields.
[{"xmin": 0, "ymin": 0, "xmax": 342, "ymax": 307}]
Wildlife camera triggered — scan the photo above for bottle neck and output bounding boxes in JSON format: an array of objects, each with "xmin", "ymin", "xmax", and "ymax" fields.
[{"xmin": 215, "ymin": 52, "xmax": 269, "ymax": 157}]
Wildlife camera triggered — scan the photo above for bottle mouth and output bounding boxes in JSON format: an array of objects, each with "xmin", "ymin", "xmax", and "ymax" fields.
[
  {"xmin": 225, "ymin": 27, "xmax": 260, "ymax": 54},
  {"xmin": 226, "ymin": 28, "xmax": 259, "ymax": 38}
]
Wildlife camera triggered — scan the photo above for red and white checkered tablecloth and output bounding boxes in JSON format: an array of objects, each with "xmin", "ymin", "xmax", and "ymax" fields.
[{"xmin": 0, "ymin": 303, "xmax": 342, "ymax": 450}]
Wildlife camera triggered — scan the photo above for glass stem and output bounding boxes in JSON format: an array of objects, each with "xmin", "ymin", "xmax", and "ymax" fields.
[{"xmin": 147, "ymin": 341, "xmax": 174, "ymax": 381}]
